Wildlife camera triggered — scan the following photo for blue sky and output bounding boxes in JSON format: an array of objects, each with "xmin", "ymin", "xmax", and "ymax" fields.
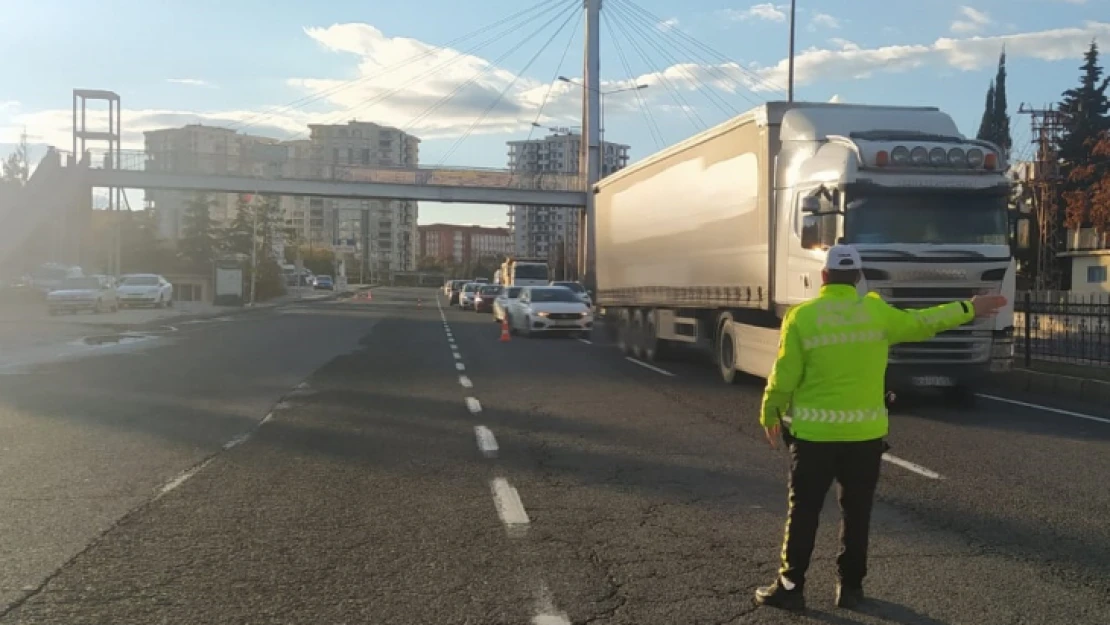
[{"xmin": 0, "ymin": 0, "xmax": 1106, "ymax": 226}]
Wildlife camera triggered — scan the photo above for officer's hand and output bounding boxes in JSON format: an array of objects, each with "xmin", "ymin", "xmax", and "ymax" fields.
[
  {"xmin": 971, "ymin": 294, "xmax": 1007, "ymax": 317},
  {"xmin": 764, "ymin": 423, "xmax": 781, "ymax": 449}
]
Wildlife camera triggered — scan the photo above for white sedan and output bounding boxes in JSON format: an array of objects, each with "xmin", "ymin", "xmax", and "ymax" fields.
[
  {"xmin": 492, "ymin": 286, "xmax": 522, "ymax": 322},
  {"xmin": 507, "ymin": 286, "xmax": 593, "ymax": 337},
  {"xmin": 117, "ymin": 274, "xmax": 174, "ymax": 308}
]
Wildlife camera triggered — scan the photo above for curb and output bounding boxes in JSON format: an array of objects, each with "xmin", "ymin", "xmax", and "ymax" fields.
[{"xmin": 986, "ymin": 368, "xmax": 1110, "ymax": 404}]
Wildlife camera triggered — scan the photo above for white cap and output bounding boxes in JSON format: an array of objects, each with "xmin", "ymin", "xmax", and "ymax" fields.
[{"xmin": 824, "ymin": 244, "xmax": 862, "ymax": 271}]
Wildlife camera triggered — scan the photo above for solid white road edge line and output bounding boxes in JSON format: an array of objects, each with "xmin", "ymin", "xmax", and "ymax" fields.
[
  {"xmin": 576, "ymin": 338, "xmax": 592, "ymax": 345},
  {"xmin": 625, "ymin": 357, "xmax": 676, "ymax": 377},
  {"xmin": 976, "ymin": 393, "xmax": 1110, "ymax": 426},
  {"xmin": 474, "ymin": 425, "xmax": 499, "ymax": 457},
  {"xmin": 459, "ymin": 375, "xmax": 473, "ymax": 388},
  {"xmin": 157, "ymin": 458, "xmax": 214, "ymax": 498},
  {"xmin": 882, "ymin": 453, "xmax": 944, "ymax": 480},
  {"xmin": 466, "ymin": 397, "xmax": 482, "ymax": 414},
  {"xmin": 490, "ymin": 477, "xmax": 530, "ymax": 527}
]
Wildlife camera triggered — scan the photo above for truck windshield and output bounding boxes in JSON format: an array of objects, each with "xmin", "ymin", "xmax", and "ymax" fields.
[
  {"xmin": 514, "ymin": 264, "xmax": 549, "ymax": 280},
  {"xmin": 843, "ymin": 192, "xmax": 1009, "ymax": 245}
]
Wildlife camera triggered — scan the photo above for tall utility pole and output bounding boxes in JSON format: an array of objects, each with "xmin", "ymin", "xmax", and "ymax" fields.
[
  {"xmin": 1018, "ymin": 103, "xmax": 1066, "ymax": 291},
  {"xmin": 580, "ymin": 0, "xmax": 602, "ymax": 290},
  {"xmin": 787, "ymin": 0, "xmax": 797, "ymax": 102}
]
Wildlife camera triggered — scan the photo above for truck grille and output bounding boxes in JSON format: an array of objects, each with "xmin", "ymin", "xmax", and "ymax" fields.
[{"xmin": 876, "ymin": 284, "xmax": 997, "ymax": 364}]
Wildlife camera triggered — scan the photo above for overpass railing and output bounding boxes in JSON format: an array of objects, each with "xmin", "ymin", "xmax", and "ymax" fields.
[{"xmin": 71, "ymin": 148, "xmax": 587, "ymax": 193}]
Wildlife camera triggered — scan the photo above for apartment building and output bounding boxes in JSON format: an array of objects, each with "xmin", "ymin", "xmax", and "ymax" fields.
[
  {"xmin": 505, "ymin": 132, "xmax": 630, "ymax": 261},
  {"xmin": 284, "ymin": 120, "xmax": 421, "ymax": 274},
  {"xmin": 418, "ymin": 223, "xmax": 513, "ymax": 265},
  {"xmin": 143, "ymin": 125, "xmax": 281, "ymax": 241}
]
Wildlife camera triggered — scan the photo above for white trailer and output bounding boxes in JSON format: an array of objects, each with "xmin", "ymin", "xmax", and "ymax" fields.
[{"xmin": 595, "ymin": 101, "xmax": 1015, "ymax": 400}]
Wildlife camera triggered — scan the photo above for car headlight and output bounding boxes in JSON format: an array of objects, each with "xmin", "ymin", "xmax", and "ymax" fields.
[{"xmin": 536, "ymin": 311, "xmax": 550, "ymax": 317}]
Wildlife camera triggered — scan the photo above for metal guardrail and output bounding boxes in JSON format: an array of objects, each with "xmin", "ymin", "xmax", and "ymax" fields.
[
  {"xmin": 1016, "ymin": 290, "xmax": 1110, "ymax": 367},
  {"xmin": 65, "ymin": 149, "xmax": 587, "ymax": 193}
]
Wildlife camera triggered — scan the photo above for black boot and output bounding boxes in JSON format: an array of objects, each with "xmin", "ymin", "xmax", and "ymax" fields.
[
  {"xmin": 754, "ymin": 578, "xmax": 805, "ymax": 611},
  {"xmin": 835, "ymin": 583, "xmax": 864, "ymax": 609}
]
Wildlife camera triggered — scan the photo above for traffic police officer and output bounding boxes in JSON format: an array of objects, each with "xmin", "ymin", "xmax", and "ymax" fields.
[{"xmin": 754, "ymin": 244, "xmax": 1007, "ymax": 612}]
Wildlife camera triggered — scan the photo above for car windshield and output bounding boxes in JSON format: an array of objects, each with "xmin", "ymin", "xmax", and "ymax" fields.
[
  {"xmin": 60, "ymin": 278, "xmax": 101, "ymax": 290},
  {"xmin": 506, "ymin": 287, "xmax": 522, "ymax": 299},
  {"xmin": 479, "ymin": 286, "xmax": 501, "ymax": 296},
  {"xmin": 514, "ymin": 264, "xmax": 549, "ymax": 280},
  {"xmin": 843, "ymin": 192, "xmax": 1009, "ymax": 245},
  {"xmin": 529, "ymin": 288, "xmax": 581, "ymax": 303},
  {"xmin": 463, "ymin": 283, "xmax": 479, "ymax": 292},
  {"xmin": 551, "ymin": 281, "xmax": 585, "ymax": 293},
  {"xmin": 317, "ymin": 276, "xmax": 332, "ymax": 281},
  {"xmin": 121, "ymin": 276, "xmax": 159, "ymax": 287},
  {"xmin": 453, "ymin": 280, "xmax": 466, "ymax": 288}
]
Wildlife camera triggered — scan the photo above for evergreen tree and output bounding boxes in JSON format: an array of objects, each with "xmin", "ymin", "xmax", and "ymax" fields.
[
  {"xmin": 992, "ymin": 51, "xmax": 1012, "ymax": 159},
  {"xmin": 179, "ymin": 193, "xmax": 218, "ymax": 270},
  {"xmin": 1058, "ymin": 42, "xmax": 1110, "ymax": 230},
  {"xmin": 976, "ymin": 81, "xmax": 996, "ymax": 144}
]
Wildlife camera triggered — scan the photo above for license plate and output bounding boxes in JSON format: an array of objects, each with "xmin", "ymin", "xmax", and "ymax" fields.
[{"xmin": 912, "ymin": 376, "xmax": 954, "ymax": 387}]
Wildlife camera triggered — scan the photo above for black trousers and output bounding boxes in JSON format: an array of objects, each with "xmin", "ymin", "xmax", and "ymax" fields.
[{"xmin": 778, "ymin": 433, "xmax": 886, "ymax": 588}]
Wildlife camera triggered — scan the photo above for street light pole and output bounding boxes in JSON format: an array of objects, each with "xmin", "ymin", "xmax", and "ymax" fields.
[
  {"xmin": 249, "ymin": 196, "xmax": 259, "ymax": 306},
  {"xmin": 787, "ymin": 0, "xmax": 797, "ymax": 102}
]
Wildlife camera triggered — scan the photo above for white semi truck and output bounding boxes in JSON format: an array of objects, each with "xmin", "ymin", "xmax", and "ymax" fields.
[{"xmin": 595, "ymin": 101, "xmax": 1015, "ymax": 401}]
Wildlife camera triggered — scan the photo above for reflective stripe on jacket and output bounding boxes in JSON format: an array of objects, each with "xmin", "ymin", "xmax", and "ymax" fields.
[{"xmin": 759, "ymin": 284, "xmax": 975, "ymax": 442}]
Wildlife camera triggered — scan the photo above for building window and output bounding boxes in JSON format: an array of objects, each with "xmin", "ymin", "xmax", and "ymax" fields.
[{"xmin": 1087, "ymin": 265, "xmax": 1107, "ymax": 283}]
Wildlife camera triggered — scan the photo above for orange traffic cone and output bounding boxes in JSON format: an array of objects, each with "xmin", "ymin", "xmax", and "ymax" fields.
[{"xmin": 499, "ymin": 318, "xmax": 511, "ymax": 342}]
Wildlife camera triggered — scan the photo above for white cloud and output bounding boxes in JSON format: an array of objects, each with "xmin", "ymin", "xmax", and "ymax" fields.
[
  {"xmin": 721, "ymin": 3, "xmax": 787, "ymax": 23},
  {"xmin": 4, "ymin": 20, "xmax": 1110, "ymax": 153},
  {"xmin": 828, "ymin": 94, "xmax": 842, "ymax": 103},
  {"xmin": 809, "ymin": 13, "xmax": 842, "ymax": 31},
  {"xmin": 166, "ymin": 78, "xmax": 215, "ymax": 88},
  {"xmin": 658, "ymin": 17, "xmax": 680, "ymax": 31},
  {"xmin": 951, "ymin": 6, "xmax": 992, "ymax": 34}
]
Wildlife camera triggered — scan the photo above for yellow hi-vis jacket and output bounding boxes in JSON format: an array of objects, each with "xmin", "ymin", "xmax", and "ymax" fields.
[{"xmin": 760, "ymin": 284, "xmax": 975, "ymax": 442}]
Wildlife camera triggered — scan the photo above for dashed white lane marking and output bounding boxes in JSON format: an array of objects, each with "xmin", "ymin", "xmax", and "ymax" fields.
[
  {"xmin": 459, "ymin": 375, "xmax": 473, "ymax": 388},
  {"xmin": 490, "ymin": 477, "xmax": 530, "ymax": 527},
  {"xmin": 453, "ymin": 352, "xmax": 462, "ymax": 360},
  {"xmin": 474, "ymin": 426, "xmax": 499, "ymax": 458},
  {"xmin": 882, "ymin": 453, "xmax": 943, "ymax": 480},
  {"xmin": 466, "ymin": 397, "xmax": 482, "ymax": 414},
  {"xmin": 576, "ymin": 338, "xmax": 592, "ymax": 345},
  {"xmin": 976, "ymin": 393, "xmax": 1110, "ymax": 426},
  {"xmin": 456, "ymin": 362, "xmax": 466, "ymax": 371},
  {"xmin": 625, "ymin": 357, "xmax": 676, "ymax": 377},
  {"xmin": 533, "ymin": 581, "xmax": 571, "ymax": 625},
  {"xmin": 223, "ymin": 433, "xmax": 252, "ymax": 450},
  {"xmin": 157, "ymin": 458, "xmax": 214, "ymax": 498}
]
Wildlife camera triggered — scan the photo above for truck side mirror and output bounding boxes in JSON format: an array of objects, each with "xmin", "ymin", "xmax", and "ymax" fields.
[
  {"xmin": 801, "ymin": 197, "xmax": 822, "ymax": 214},
  {"xmin": 801, "ymin": 215, "xmax": 821, "ymax": 250}
]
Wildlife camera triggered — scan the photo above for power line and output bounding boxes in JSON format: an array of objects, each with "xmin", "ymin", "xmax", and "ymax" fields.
[
  {"xmin": 524, "ymin": 15, "xmax": 582, "ymax": 143},
  {"xmin": 225, "ymin": 0, "xmax": 560, "ymax": 133},
  {"xmin": 602, "ymin": 11, "xmax": 664, "ymax": 149},
  {"xmin": 611, "ymin": 0, "xmax": 766, "ymax": 106},
  {"xmin": 438, "ymin": 3, "xmax": 581, "ymax": 165},
  {"xmin": 401, "ymin": 0, "xmax": 579, "ymax": 137},
  {"xmin": 616, "ymin": 0, "xmax": 787, "ymax": 96},
  {"xmin": 605, "ymin": 4, "xmax": 704, "ymax": 131},
  {"xmin": 607, "ymin": 1, "xmax": 739, "ymax": 118}
]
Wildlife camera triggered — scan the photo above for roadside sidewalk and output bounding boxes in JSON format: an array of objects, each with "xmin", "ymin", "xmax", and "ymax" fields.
[{"xmin": 986, "ymin": 365, "xmax": 1110, "ymax": 404}]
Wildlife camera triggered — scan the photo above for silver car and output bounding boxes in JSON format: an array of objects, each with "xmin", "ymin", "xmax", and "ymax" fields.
[{"xmin": 47, "ymin": 275, "xmax": 119, "ymax": 315}]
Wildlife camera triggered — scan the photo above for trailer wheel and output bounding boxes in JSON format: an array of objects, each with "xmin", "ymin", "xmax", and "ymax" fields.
[
  {"xmin": 616, "ymin": 309, "xmax": 633, "ymax": 356},
  {"xmin": 642, "ymin": 313, "xmax": 668, "ymax": 362},
  {"xmin": 630, "ymin": 310, "xmax": 646, "ymax": 359},
  {"xmin": 717, "ymin": 314, "xmax": 740, "ymax": 385}
]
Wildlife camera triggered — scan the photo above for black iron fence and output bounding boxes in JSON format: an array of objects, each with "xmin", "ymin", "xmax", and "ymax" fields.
[{"xmin": 1015, "ymin": 291, "xmax": 1110, "ymax": 367}]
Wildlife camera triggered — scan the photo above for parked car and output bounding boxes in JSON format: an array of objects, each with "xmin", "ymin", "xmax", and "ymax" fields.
[
  {"xmin": 47, "ymin": 275, "xmax": 119, "ymax": 315},
  {"xmin": 117, "ymin": 274, "xmax": 173, "ymax": 308},
  {"xmin": 314, "ymin": 275, "xmax": 334, "ymax": 290}
]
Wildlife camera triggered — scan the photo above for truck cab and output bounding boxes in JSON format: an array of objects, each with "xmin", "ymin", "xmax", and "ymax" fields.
[{"xmin": 774, "ymin": 107, "xmax": 1014, "ymax": 398}]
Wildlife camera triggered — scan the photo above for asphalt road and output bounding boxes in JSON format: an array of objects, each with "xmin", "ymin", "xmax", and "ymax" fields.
[{"xmin": 2, "ymin": 286, "xmax": 1107, "ymax": 624}]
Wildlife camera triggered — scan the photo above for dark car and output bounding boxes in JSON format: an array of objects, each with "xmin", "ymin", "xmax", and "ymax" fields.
[
  {"xmin": 474, "ymin": 285, "xmax": 502, "ymax": 313},
  {"xmin": 448, "ymin": 280, "xmax": 467, "ymax": 305}
]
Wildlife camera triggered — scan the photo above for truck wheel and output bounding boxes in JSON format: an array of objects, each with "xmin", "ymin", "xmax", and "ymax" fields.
[
  {"xmin": 616, "ymin": 310, "xmax": 633, "ymax": 356},
  {"xmin": 642, "ymin": 314, "xmax": 668, "ymax": 362},
  {"xmin": 717, "ymin": 317, "xmax": 740, "ymax": 385},
  {"xmin": 630, "ymin": 311, "xmax": 646, "ymax": 359}
]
